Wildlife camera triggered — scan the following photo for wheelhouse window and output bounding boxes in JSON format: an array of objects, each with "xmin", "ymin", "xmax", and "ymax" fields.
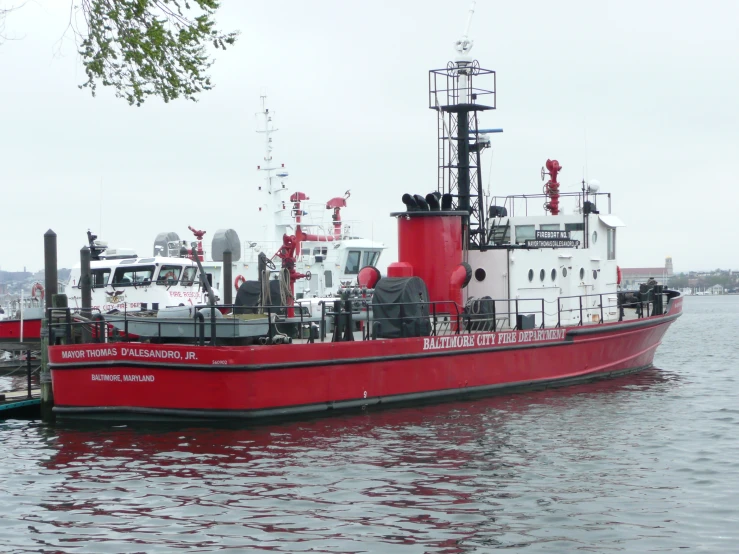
[
  {"xmin": 91, "ymin": 268, "xmax": 110, "ymax": 288},
  {"xmin": 312, "ymin": 247, "xmax": 328, "ymax": 256},
  {"xmin": 540, "ymin": 224, "xmax": 560, "ymax": 232},
  {"xmin": 180, "ymin": 267, "xmax": 197, "ymax": 286},
  {"xmin": 607, "ymin": 228, "xmax": 616, "ymax": 260},
  {"xmin": 112, "ymin": 266, "xmax": 155, "ymax": 287},
  {"xmin": 157, "ymin": 265, "xmax": 183, "ymax": 285},
  {"xmin": 565, "ymin": 223, "xmax": 584, "ymax": 232},
  {"xmin": 515, "ymin": 225, "xmax": 535, "ymax": 245},
  {"xmin": 362, "ymin": 251, "xmax": 380, "ymax": 268},
  {"xmin": 345, "ymin": 250, "xmax": 361, "ymax": 274}
]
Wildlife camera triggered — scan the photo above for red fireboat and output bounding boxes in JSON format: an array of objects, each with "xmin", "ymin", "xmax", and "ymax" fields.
[{"xmin": 47, "ymin": 22, "xmax": 682, "ymax": 421}]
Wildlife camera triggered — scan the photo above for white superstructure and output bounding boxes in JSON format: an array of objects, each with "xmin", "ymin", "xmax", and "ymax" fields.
[
  {"xmin": 65, "ymin": 245, "xmax": 205, "ymax": 313},
  {"xmin": 161, "ymin": 97, "xmax": 386, "ymax": 308}
]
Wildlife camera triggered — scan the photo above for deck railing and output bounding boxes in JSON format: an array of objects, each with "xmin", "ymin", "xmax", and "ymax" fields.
[{"xmin": 46, "ymin": 288, "xmax": 672, "ymax": 347}]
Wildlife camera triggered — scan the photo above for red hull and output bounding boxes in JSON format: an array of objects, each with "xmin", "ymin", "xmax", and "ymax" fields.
[
  {"xmin": 0, "ymin": 318, "xmax": 42, "ymax": 342},
  {"xmin": 48, "ymin": 297, "xmax": 682, "ymax": 420}
]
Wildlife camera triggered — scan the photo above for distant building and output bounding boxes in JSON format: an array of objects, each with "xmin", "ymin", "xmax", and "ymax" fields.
[
  {"xmin": 621, "ymin": 257, "xmax": 673, "ymax": 289},
  {"xmin": 709, "ymin": 284, "xmax": 724, "ymax": 295}
]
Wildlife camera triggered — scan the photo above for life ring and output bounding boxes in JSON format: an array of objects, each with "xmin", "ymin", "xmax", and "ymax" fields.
[
  {"xmin": 616, "ymin": 265, "xmax": 622, "ymax": 285},
  {"xmin": 234, "ymin": 275, "xmax": 246, "ymax": 290},
  {"xmin": 31, "ymin": 282, "xmax": 45, "ymax": 301}
]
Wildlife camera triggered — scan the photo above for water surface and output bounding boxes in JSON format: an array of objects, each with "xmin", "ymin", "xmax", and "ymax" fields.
[{"xmin": 1, "ymin": 295, "xmax": 737, "ymax": 552}]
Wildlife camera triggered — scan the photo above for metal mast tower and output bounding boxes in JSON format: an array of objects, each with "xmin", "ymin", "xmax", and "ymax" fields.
[
  {"xmin": 429, "ymin": 1, "xmax": 496, "ymax": 248},
  {"xmin": 255, "ymin": 96, "xmax": 292, "ymax": 246}
]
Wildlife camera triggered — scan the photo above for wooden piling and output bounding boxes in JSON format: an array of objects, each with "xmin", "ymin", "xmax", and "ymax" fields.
[
  {"xmin": 40, "ymin": 229, "xmax": 57, "ymax": 420},
  {"xmin": 80, "ymin": 247, "xmax": 92, "ymax": 342}
]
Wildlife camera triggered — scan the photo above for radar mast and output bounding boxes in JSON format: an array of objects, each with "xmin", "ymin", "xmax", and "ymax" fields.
[{"xmin": 429, "ymin": 0, "xmax": 497, "ymax": 249}]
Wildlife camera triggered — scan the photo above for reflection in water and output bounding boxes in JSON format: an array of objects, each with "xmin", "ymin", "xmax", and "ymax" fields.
[
  {"xmin": 0, "ymin": 368, "xmax": 692, "ymax": 553},
  {"xmin": 4, "ymin": 297, "xmax": 739, "ymax": 552}
]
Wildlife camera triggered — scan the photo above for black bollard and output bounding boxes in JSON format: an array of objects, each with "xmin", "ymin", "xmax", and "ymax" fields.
[
  {"xmin": 332, "ymin": 300, "xmax": 342, "ymax": 342},
  {"xmin": 342, "ymin": 298, "xmax": 354, "ymax": 341},
  {"xmin": 223, "ymin": 250, "xmax": 233, "ymax": 306}
]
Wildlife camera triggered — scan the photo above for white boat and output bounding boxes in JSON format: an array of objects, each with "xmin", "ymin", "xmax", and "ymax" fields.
[
  {"xmin": 63, "ymin": 233, "xmax": 209, "ymax": 314},
  {"xmin": 148, "ymin": 97, "xmax": 386, "ymax": 316}
]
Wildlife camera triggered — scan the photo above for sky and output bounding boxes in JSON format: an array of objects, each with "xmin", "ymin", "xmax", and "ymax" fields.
[{"xmin": 0, "ymin": 0, "xmax": 737, "ymax": 274}]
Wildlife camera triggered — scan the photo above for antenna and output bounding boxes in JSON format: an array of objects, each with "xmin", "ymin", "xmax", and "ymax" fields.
[
  {"xmin": 99, "ymin": 177, "xmax": 103, "ymax": 235},
  {"xmin": 583, "ymin": 126, "xmax": 589, "ymax": 181},
  {"xmin": 455, "ymin": 0, "xmax": 476, "ymax": 56}
]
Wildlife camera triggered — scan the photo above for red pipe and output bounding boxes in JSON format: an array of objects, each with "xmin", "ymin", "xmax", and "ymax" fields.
[
  {"xmin": 544, "ymin": 159, "xmax": 562, "ymax": 216},
  {"xmin": 449, "ymin": 263, "xmax": 471, "ymax": 306},
  {"xmin": 326, "ymin": 197, "xmax": 347, "ymax": 240}
]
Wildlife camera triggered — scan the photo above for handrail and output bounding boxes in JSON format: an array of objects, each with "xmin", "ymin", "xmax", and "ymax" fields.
[{"xmin": 44, "ymin": 288, "xmax": 670, "ymax": 347}]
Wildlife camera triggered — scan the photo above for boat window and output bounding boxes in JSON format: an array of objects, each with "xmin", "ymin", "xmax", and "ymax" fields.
[
  {"xmin": 119, "ymin": 259, "xmax": 137, "ymax": 265},
  {"xmin": 580, "ymin": 268, "xmax": 585, "ymax": 280},
  {"xmin": 563, "ymin": 267, "xmax": 568, "ymax": 278},
  {"xmin": 565, "ymin": 223, "xmax": 585, "ymax": 232},
  {"xmin": 551, "ymin": 269, "xmax": 557, "ymax": 281},
  {"xmin": 345, "ymin": 250, "xmax": 361, "ymax": 274},
  {"xmin": 540, "ymin": 224, "xmax": 560, "ymax": 231},
  {"xmin": 515, "ymin": 225, "xmax": 535, "ymax": 245},
  {"xmin": 592, "ymin": 231, "xmax": 598, "ymax": 244},
  {"xmin": 528, "ymin": 269, "xmax": 534, "ymax": 282},
  {"xmin": 607, "ymin": 228, "xmax": 616, "ymax": 260},
  {"xmin": 475, "ymin": 268, "xmax": 486, "ymax": 282},
  {"xmin": 156, "ymin": 265, "xmax": 183, "ymax": 285},
  {"xmin": 91, "ymin": 268, "xmax": 110, "ymax": 288},
  {"xmin": 593, "ymin": 270, "xmax": 598, "ymax": 280},
  {"xmin": 539, "ymin": 269, "xmax": 545, "ymax": 282},
  {"xmin": 112, "ymin": 266, "xmax": 155, "ymax": 287},
  {"xmin": 138, "ymin": 258, "xmax": 156, "ymax": 263},
  {"xmin": 324, "ymin": 270, "xmax": 333, "ymax": 288},
  {"xmin": 362, "ymin": 251, "xmax": 380, "ymax": 268},
  {"xmin": 180, "ymin": 267, "xmax": 197, "ymax": 286}
]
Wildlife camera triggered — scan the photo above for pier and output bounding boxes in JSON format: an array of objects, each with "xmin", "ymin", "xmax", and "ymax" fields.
[{"xmin": 0, "ymin": 341, "xmax": 41, "ymax": 418}]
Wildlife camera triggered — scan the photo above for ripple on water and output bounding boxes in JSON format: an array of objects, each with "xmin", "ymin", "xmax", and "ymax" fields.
[{"xmin": 1, "ymin": 296, "xmax": 739, "ymax": 552}]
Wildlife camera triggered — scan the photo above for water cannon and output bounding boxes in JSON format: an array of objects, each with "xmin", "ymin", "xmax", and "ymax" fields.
[{"xmin": 188, "ymin": 226, "xmax": 206, "ymax": 241}]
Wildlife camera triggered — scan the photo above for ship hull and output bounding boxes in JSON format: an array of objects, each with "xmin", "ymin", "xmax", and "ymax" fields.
[{"xmin": 48, "ymin": 297, "xmax": 682, "ymax": 421}]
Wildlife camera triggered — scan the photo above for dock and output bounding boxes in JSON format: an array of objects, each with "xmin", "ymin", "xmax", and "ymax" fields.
[
  {"xmin": 0, "ymin": 341, "xmax": 41, "ymax": 419},
  {"xmin": 0, "ymin": 389, "xmax": 41, "ymax": 417}
]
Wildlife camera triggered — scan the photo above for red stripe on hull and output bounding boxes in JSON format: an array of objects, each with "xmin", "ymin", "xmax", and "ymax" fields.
[
  {"xmin": 0, "ymin": 318, "xmax": 42, "ymax": 341},
  {"xmin": 49, "ymin": 310, "xmax": 680, "ymax": 418}
]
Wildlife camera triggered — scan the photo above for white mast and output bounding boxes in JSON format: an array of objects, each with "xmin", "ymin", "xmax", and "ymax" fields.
[
  {"xmin": 256, "ymin": 96, "xmax": 292, "ymax": 247},
  {"xmin": 454, "ymin": 0, "xmax": 476, "ymax": 104}
]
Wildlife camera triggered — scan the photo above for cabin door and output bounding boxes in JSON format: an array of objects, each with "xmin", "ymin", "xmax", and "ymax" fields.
[{"xmin": 559, "ymin": 261, "xmax": 575, "ymax": 326}]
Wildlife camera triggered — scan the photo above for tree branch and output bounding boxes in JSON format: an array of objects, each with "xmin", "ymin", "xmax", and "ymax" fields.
[{"xmin": 70, "ymin": 0, "xmax": 239, "ymax": 106}]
